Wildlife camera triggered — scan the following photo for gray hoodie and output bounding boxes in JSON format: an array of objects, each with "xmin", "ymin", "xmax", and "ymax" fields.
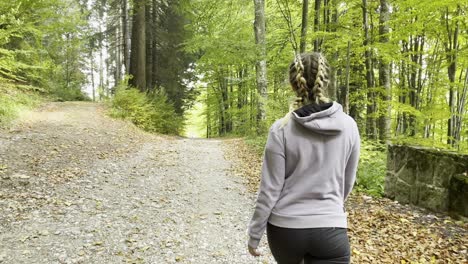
[{"xmin": 248, "ymin": 102, "xmax": 360, "ymax": 248}]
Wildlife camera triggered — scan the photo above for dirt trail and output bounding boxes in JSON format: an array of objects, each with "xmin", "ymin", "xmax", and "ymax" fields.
[{"xmin": 0, "ymin": 102, "xmax": 273, "ymax": 264}]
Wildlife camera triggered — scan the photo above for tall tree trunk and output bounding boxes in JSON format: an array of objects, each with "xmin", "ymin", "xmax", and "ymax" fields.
[
  {"xmin": 313, "ymin": 0, "xmax": 321, "ymax": 51},
  {"xmin": 253, "ymin": 0, "xmax": 267, "ymax": 132},
  {"xmin": 115, "ymin": 21, "xmax": 122, "ymax": 83},
  {"xmin": 327, "ymin": 0, "xmax": 338, "ymax": 101},
  {"xmin": 300, "ymin": 0, "xmax": 309, "ymax": 53},
  {"xmin": 344, "ymin": 41, "xmax": 351, "ymax": 114},
  {"xmin": 363, "ymin": 0, "xmax": 376, "ymax": 139},
  {"xmin": 145, "ymin": 3, "xmax": 153, "ymax": 89},
  {"xmin": 444, "ymin": 6, "xmax": 460, "ymax": 147},
  {"xmin": 90, "ymin": 47, "xmax": 95, "ymax": 101},
  {"xmin": 151, "ymin": 0, "xmax": 158, "ymax": 89},
  {"xmin": 121, "ymin": 0, "xmax": 130, "ymax": 73},
  {"xmin": 99, "ymin": 33, "xmax": 104, "ymax": 99},
  {"xmin": 378, "ymin": 0, "xmax": 391, "ymax": 142},
  {"xmin": 129, "ymin": 0, "xmax": 146, "ymax": 91},
  {"xmin": 455, "ymin": 69, "xmax": 468, "ymax": 148}
]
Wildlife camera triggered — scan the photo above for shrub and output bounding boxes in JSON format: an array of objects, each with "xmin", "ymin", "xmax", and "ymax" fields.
[
  {"xmin": 0, "ymin": 95, "xmax": 16, "ymax": 125},
  {"xmin": 109, "ymin": 79, "xmax": 184, "ymax": 135},
  {"xmin": 50, "ymin": 86, "xmax": 90, "ymax": 102},
  {"xmin": 356, "ymin": 140, "xmax": 386, "ymax": 197},
  {"xmin": 0, "ymin": 82, "xmax": 43, "ymax": 126}
]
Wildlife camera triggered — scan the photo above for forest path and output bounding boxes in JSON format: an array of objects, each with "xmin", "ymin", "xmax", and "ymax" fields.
[{"xmin": 0, "ymin": 102, "xmax": 273, "ymax": 264}]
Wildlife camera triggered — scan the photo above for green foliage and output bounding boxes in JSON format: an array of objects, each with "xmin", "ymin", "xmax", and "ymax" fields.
[
  {"xmin": 0, "ymin": 0, "xmax": 88, "ymax": 101},
  {"xmin": 50, "ymin": 87, "xmax": 90, "ymax": 102},
  {"xmin": 244, "ymin": 135, "xmax": 268, "ymax": 156},
  {"xmin": 109, "ymin": 79, "xmax": 184, "ymax": 135},
  {"xmin": 356, "ymin": 140, "xmax": 387, "ymax": 197},
  {"xmin": 0, "ymin": 82, "xmax": 42, "ymax": 126}
]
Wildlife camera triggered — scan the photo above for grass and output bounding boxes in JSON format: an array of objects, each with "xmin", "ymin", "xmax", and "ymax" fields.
[{"xmin": 0, "ymin": 82, "xmax": 44, "ymax": 127}]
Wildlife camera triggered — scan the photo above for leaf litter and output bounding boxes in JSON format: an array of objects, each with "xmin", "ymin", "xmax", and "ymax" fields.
[{"xmin": 224, "ymin": 139, "xmax": 467, "ymax": 264}]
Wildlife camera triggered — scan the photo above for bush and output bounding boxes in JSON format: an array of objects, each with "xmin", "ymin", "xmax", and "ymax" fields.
[
  {"xmin": 0, "ymin": 95, "xmax": 17, "ymax": 125},
  {"xmin": 245, "ymin": 135, "xmax": 268, "ymax": 155},
  {"xmin": 50, "ymin": 86, "xmax": 90, "ymax": 102},
  {"xmin": 109, "ymin": 80, "xmax": 184, "ymax": 135},
  {"xmin": 356, "ymin": 140, "xmax": 386, "ymax": 197},
  {"xmin": 0, "ymin": 82, "xmax": 43, "ymax": 126}
]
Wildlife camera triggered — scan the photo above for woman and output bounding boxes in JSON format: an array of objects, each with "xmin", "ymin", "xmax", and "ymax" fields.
[{"xmin": 247, "ymin": 52, "xmax": 360, "ymax": 264}]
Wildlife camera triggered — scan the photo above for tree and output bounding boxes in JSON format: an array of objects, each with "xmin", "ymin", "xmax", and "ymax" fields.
[
  {"xmin": 300, "ymin": 0, "xmax": 309, "ymax": 53},
  {"xmin": 362, "ymin": 0, "xmax": 377, "ymax": 139},
  {"xmin": 129, "ymin": 0, "xmax": 146, "ymax": 91},
  {"xmin": 253, "ymin": 0, "xmax": 268, "ymax": 132},
  {"xmin": 378, "ymin": 0, "xmax": 391, "ymax": 142}
]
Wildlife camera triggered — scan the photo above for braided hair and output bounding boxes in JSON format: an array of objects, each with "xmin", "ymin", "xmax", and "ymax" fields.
[
  {"xmin": 281, "ymin": 52, "xmax": 330, "ymax": 127},
  {"xmin": 289, "ymin": 52, "xmax": 330, "ymax": 106}
]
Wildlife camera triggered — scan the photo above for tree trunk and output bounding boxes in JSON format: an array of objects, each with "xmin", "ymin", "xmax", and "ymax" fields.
[
  {"xmin": 121, "ymin": 0, "xmax": 130, "ymax": 73},
  {"xmin": 363, "ymin": 0, "xmax": 376, "ymax": 139},
  {"xmin": 300, "ymin": 0, "xmax": 309, "ymax": 53},
  {"xmin": 344, "ymin": 41, "xmax": 351, "ymax": 114},
  {"xmin": 378, "ymin": 0, "xmax": 391, "ymax": 142},
  {"xmin": 129, "ymin": 0, "xmax": 146, "ymax": 91},
  {"xmin": 90, "ymin": 47, "xmax": 95, "ymax": 101},
  {"xmin": 313, "ymin": 0, "xmax": 321, "ymax": 51},
  {"xmin": 253, "ymin": 0, "xmax": 267, "ymax": 132},
  {"xmin": 145, "ymin": 3, "xmax": 153, "ymax": 89},
  {"xmin": 445, "ymin": 6, "xmax": 460, "ymax": 147},
  {"xmin": 99, "ymin": 33, "xmax": 104, "ymax": 99},
  {"xmin": 151, "ymin": 0, "xmax": 158, "ymax": 89}
]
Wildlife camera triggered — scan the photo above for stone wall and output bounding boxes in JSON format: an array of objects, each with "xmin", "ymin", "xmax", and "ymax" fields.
[{"xmin": 385, "ymin": 145, "xmax": 468, "ymax": 217}]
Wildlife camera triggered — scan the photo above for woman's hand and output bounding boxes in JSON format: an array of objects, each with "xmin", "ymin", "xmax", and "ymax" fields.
[{"xmin": 248, "ymin": 245, "xmax": 262, "ymax": 257}]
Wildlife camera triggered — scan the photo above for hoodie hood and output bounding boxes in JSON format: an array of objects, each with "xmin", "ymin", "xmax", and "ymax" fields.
[{"xmin": 291, "ymin": 102, "xmax": 344, "ymax": 135}]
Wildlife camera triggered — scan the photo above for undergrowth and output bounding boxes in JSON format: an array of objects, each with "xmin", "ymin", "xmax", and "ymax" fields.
[
  {"xmin": 108, "ymin": 78, "xmax": 184, "ymax": 135},
  {"xmin": 244, "ymin": 135, "xmax": 387, "ymax": 197},
  {"xmin": 0, "ymin": 82, "xmax": 43, "ymax": 126}
]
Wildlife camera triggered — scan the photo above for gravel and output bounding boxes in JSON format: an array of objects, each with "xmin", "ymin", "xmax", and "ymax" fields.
[{"xmin": 0, "ymin": 102, "xmax": 274, "ymax": 264}]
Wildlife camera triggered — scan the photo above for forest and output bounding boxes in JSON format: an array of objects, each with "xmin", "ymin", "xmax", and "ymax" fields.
[
  {"xmin": 1, "ymin": 0, "xmax": 467, "ymax": 262},
  {"xmin": 1, "ymin": 0, "xmax": 467, "ymax": 150}
]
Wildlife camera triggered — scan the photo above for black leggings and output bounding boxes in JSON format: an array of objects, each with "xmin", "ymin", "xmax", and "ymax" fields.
[{"xmin": 266, "ymin": 223, "xmax": 350, "ymax": 264}]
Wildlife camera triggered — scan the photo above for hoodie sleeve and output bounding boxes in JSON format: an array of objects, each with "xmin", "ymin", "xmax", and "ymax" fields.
[
  {"xmin": 248, "ymin": 128, "xmax": 285, "ymax": 248},
  {"xmin": 344, "ymin": 125, "xmax": 360, "ymax": 201}
]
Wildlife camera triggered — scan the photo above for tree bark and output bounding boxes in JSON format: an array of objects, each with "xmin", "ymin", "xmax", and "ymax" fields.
[
  {"xmin": 90, "ymin": 46, "xmax": 95, "ymax": 101},
  {"xmin": 344, "ymin": 41, "xmax": 351, "ymax": 114},
  {"xmin": 151, "ymin": 0, "xmax": 158, "ymax": 89},
  {"xmin": 378, "ymin": 0, "xmax": 391, "ymax": 142},
  {"xmin": 444, "ymin": 6, "xmax": 460, "ymax": 147},
  {"xmin": 313, "ymin": 0, "xmax": 321, "ymax": 51},
  {"xmin": 121, "ymin": 0, "xmax": 130, "ymax": 73},
  {"xmin": 300, "ymin": 0, "xmax": 309, "ymax": 53},
  {"xmin": 129, "ymin": 0, "xmax": 146, "ymax": 91},
  {"xmin": 145, "ymin": 3, "xmax": 153, "ymax": 89},
  {"xmin": 363, "ymin": 0, "xmax": 376, "ymax": 139},
  {"xmin": 253, "ymin": 0, "xmax": 267, "ymax": 132}
]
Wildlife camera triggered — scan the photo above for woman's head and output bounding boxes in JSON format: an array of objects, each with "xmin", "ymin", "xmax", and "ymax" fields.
[{"xmin": 289, "ymin": 52, "xmax": 330, "ymax": 106}]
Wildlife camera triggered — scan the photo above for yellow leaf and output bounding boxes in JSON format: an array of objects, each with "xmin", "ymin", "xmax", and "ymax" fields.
[{"xmin": 352, "ymin": 249, "xmax": 360, "ymax": 255}]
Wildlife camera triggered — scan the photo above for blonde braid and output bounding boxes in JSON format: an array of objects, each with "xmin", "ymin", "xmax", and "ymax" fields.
[
  {"xmin": 294, "ymin": 54, "xmax": 309, "ymax": 107},
  {"xmin": 313, "ymin": 54, "xmax": 330, "ymax": 104}
]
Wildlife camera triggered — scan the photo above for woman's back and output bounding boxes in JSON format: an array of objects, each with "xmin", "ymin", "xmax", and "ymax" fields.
[{"xmin": 255, "ymin": 102, "xmax": 360, "ymax": 230}]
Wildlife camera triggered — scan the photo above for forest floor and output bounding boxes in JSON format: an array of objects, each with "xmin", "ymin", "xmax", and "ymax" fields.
[{"xmin": 0, "ymin": 102, "xmax": 466, "ymax": 264}]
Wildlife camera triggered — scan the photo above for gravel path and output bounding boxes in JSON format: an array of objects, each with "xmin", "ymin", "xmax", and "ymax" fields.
[{"xmin": 0, "ymin": 102, "xmax": 274, "ymax": 264}]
